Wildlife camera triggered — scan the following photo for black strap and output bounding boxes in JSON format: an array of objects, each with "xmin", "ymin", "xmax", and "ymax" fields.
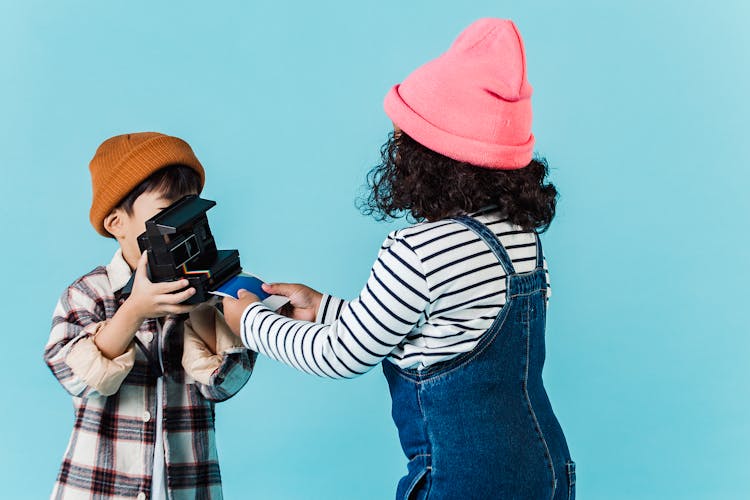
[{"xmin": 133, "ymin": 335, "xmax": 163, "ymax": 378}]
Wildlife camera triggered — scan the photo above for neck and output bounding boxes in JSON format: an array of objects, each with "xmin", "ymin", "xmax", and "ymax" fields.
[{"xmin": 121, "ymin": 247, "xmax": 140, "ymax": 272}]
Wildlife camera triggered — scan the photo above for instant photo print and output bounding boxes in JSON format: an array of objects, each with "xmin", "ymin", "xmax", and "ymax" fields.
[{"xmin": 121, "ymin": 195, "xmax": 241, "ymax": 304}]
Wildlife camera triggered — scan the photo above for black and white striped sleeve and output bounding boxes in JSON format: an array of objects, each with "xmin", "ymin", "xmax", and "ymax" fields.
[
  {"xmin": 238, "ymin": 236, "xmax": 429, "ymax": 379},
  {"xmin": 316, "ymin": 295, "xmax": 348, "ymax": 325}
]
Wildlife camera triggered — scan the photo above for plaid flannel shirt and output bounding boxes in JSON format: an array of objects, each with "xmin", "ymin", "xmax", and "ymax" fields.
[{"xmin": 44, "ymin": 249, "xmax": 256, "ymax": 500}]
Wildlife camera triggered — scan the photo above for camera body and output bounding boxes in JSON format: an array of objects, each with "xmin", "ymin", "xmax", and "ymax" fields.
[{"xmin": 121, "ymin": 195, "xmax": 241, "ymax": 304}]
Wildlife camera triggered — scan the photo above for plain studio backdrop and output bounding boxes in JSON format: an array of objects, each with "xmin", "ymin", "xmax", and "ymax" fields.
[{"xmin": 1, "ymin": 1, "xmax": 748, "ymax": 498}]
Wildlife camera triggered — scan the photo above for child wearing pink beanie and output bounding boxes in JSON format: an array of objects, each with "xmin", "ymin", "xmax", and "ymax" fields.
[{"xmin": 226, "ymin": 18, "xmax": 575, "ymax": 499}]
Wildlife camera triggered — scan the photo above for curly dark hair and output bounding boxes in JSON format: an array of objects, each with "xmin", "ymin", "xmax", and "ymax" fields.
[{"xmin": 359, "ymin": 131, "xmax": 558, "ymax": 232}]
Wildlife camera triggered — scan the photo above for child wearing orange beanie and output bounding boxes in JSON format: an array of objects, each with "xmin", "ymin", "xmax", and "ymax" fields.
[{"xmin": 44, "ymin": 133, "xmax": 255, "ymax": 500}]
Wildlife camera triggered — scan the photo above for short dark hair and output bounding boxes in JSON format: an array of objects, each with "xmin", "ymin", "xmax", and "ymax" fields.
[
  {"xmin": 359, "ymin": 131, "xmax": 558, "ymax": 232},
  {"xmin": 117, "ymin": 165, "xmax": 203, "ymax": 215}
]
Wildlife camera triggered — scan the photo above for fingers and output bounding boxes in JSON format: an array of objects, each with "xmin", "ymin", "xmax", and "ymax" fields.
[
  {"xmin": 153, "ymin": 279, "xmax": 191, "ymax": 294},
  {"xmin": 237, "ymin": 289, "xmax": 261, "ymax": 302},
  {"xmin": 261, "ymin": 282, "xmax": 296, "ymax": 297},
  {"xmin": 276, "ymin": 302, "xmax": 294, "ymax": 318},
  {"xmin": 135, "ymin": 252, "xmax": 150, "ymax": 280},
  {"xmin": 162, "ymin": 303, "xmax": 199, "ymax": 315},
  {"xmin": 158, "ymin": 287, "xmax": 197, "ymax": 305},
  {"xmin": 263, "ymin": 283, "xmax": 316, "ymax": 306}
]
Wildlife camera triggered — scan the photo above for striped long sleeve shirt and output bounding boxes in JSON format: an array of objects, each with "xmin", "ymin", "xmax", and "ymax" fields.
[{"xmin": 240, "ymin": 208, "xmax": 550, "ymax": 378}]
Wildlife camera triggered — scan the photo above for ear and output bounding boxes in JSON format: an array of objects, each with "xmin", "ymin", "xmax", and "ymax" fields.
[{"xmin": 103, "ymin": 208, "xmax": 127, "ymax": 240}]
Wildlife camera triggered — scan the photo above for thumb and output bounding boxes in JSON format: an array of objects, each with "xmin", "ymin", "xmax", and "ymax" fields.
[
  {"xmin": 135, "ymin": 252, "xmax": 150, "ymax": 281},
  {"xmin": 262, "ymin": 282, "xmax": 294, "ymax": 297}
]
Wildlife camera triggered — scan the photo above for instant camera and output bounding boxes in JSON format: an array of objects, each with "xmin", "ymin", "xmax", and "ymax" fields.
[{"xmin": 121, "ymin": 195, "xmax": 241, "ymax": 304}]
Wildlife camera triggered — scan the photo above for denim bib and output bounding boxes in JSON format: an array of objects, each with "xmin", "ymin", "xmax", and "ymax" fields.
[{"xmin": 383, "ymin": 216, "xmax": 575, "ymax": 499}]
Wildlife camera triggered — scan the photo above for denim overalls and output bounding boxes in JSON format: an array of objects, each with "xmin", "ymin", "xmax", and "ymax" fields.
[{"xmin": 383, "ymin": 216, "xmax": 575, "ymax": 499}]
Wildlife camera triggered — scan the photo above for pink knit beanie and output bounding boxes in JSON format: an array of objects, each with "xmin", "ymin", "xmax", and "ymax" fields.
[{"xmin": 384, "ymin": 18, "xmax": 534, "ymax": 169}]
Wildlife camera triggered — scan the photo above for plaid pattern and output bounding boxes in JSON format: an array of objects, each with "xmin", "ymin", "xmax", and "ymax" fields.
[{"xmin": 44, "ymin": 250, "xmax": 255, "ymax": 499}]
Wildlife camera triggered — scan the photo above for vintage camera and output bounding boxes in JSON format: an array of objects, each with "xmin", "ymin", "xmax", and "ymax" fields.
[{"xmin": 121, "ymin": 195, "xmax": 241, "ymax": 304}]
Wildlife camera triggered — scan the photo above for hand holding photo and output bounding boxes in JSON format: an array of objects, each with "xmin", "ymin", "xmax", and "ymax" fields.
[{"xmin": 210, "ymin": 272, "xmax": 289, "ymax": 311}]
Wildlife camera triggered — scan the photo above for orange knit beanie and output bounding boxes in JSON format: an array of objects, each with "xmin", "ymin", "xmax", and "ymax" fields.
[{"xmin": 89, "ymin": 132, "xmax": 205, "ymax": 237}]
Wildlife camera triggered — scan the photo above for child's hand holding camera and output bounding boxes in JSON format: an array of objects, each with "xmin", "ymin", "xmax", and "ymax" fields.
[
  {"xmin": 94, "ymin": 252, "xmax": 198, "ymax": 360},
  {"xmin": 122, "ymin": 252, "xmax": 199, "ymax": 320}
]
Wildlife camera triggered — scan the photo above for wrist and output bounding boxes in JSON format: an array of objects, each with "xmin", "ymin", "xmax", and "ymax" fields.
[
  {"xmin": 237, "ymin": 301, "xmax": 268, "ymax": 346},
  {"xmin": 117, "ymin": 299, "xmax": 147, "ymax": 327},
  {"xmin": 94, "ymin": 300, "xmax": 144, "ymax": 360},
  {"xmin": 316, "ymin": 294, "xmax": 346, "ymax": 324},
  {"xmin": 313, "ymin": 292, "xmax": 323, "ymax": 314}
]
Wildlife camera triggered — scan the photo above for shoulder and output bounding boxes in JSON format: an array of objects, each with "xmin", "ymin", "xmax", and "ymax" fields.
[
  {"xmin": 376, "ymin": 219, "xmax": 477, "ymax": 278},
  {"xmin": 60, "ymin": 265, "xmax": 112, "ymax": 309},
  {"xmin": 383, "ymin": 219, "xmax": 466, "ymax": 252}
]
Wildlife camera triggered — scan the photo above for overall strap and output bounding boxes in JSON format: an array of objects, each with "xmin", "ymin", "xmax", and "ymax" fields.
[{"xmin": 452, "ymin": 215, "xmax": 517, "ymax": 276}]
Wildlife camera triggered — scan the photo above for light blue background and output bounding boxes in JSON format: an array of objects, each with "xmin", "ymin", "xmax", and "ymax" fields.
[{"xmin": 1, "ymin": 1, "xmax": 748, "ymax": 498}]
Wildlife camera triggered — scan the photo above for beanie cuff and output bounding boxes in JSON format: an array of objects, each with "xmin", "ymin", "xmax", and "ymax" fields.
[
  {"xmin": 384, "ymin": 85, "xmax": 534, "ymax": 169},
  {"xmin": 90, "ymin": 135, "xmax": 205, "ymax": 237}
]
